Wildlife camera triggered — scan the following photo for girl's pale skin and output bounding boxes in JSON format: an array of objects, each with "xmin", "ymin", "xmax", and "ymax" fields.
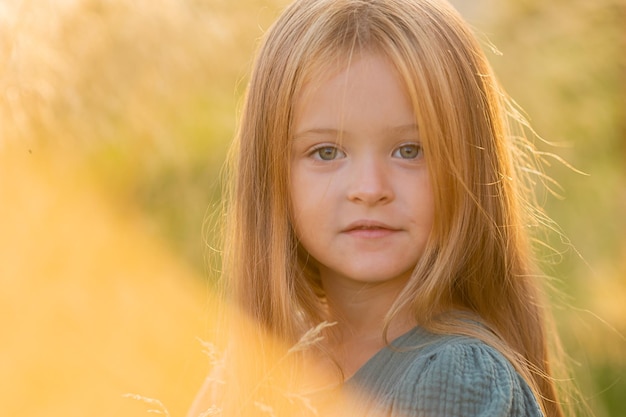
[{"xmin": 290, "ymin": 53, "xmax": 435, "ymax": 377}]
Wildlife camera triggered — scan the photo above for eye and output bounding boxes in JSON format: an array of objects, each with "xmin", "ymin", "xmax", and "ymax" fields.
[
  {"xmin": 310, "ymin": 145, "xmax": 346, "ymax": 161},
  {"xmin": 392, "ymin": 143, "xmax": 423, "ymax": 159}
]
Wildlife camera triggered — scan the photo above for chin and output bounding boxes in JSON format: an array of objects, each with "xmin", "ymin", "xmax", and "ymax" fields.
[{"xmin": 344, "ymin": 268, "xmax": 413, "ymax": 285}]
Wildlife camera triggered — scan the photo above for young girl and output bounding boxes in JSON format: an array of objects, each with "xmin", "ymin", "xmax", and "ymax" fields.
[{"xmin": 189, "ymin": 0, "xmax": 571, "ymax": 416}]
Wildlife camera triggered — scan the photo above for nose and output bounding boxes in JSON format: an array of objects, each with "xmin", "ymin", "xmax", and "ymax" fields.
[{"xmin": 346, "ymin": 156, "xmax": 394, "ymax": 205}]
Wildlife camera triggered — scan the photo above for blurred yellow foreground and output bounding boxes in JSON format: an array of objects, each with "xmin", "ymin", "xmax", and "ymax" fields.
[
  {"xmin": 0, "ymin": 1, "xmax": 312, "ymax": 415},
  {"xmin": 0, "ymin": 147, "xmax": 212, "ymax": 417}
]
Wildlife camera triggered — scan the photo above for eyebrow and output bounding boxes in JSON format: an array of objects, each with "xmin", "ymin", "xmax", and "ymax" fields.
[
  {"xmin": 293, "ymin": 128, "xmax": 342, "ymax": 139},
  {"xmin": 293, "ymin": 123, "xmax": 419, "ymax": 139}
]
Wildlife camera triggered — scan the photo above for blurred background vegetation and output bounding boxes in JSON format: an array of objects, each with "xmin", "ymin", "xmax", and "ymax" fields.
[{"xmin": 0, "ymin": 0, "xmax": 623, "ymax": 416}]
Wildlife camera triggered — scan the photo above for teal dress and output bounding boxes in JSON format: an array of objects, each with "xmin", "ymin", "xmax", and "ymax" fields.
[{"xmin": 340, "ymin": 326, "xmax": 544, "ymax": 417}]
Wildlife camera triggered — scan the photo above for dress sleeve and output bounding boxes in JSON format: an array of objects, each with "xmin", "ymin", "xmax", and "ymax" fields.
[{"xmin": 391, "ymin": 342, "xmax": 543, "ymax": 417}]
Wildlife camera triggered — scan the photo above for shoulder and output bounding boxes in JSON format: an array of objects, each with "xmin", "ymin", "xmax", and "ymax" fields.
[{"xmin": 391, "ymin": 335, "xmax": 543, "ymax": 417}]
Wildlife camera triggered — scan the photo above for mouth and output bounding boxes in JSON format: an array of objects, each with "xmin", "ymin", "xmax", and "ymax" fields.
[{"xmin": 342, "ymin": 220, "xmax": 400, "ymax": 233}]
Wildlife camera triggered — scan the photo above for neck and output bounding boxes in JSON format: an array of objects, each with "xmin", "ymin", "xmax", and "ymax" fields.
[
  {"xmin": 320, "ymin": 269, "xmax": 415, "ymax": 344},
  {"xmin": 318, "ymin": 268, "xmax": 416, "ymax": 378}
]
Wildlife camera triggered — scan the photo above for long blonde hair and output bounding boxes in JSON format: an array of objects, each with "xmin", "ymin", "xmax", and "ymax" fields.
[{"xmin": 218, "ymin": 0, "xmax": 567, "ymax": 415}]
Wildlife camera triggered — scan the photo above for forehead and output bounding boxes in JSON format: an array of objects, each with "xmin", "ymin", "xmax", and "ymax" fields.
[
  {"xmin": 292, "ymin": 52, "xmax": 416, "ymax": 132},
  {"xmin": 298, "ymin": 47, "xmax": 394, "ymax": 92}
]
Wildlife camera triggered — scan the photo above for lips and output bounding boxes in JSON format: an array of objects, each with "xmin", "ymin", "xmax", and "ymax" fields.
[{"xmin": 342, "ymin": 220, "xmax": 400, "ymax": 238}]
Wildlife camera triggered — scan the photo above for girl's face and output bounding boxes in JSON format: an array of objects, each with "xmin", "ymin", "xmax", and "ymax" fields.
[{"xmin": 289, "ymin": 53, "xmax": 434, "ymax": 292}]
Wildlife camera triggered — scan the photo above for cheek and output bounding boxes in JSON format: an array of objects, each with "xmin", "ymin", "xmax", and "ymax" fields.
[
  {"xmin": 289, "ymin": 171, "xmax": 306, "ymax": 220},
  {"xmin": 290, "ymin": 169, "xmax": 335, "ymax": 212},
  {"xmin": 289, "ymin": 178, "xmax": 334, "ymax": 247},
  {"xmin": 290, "ymin": 191, "xmax": 322, "ymax": 237},
  {"xmin": 289, "ymin": 171, "xmax": 315, "ymax": 240},
  {"xmin": 407, "ymin": 174, "xmax": 435, "ymax": 227},
  {"xmin": 422, "ymin": 185, "xmax": 436, "ymax": 238},
  {"xmin": 422, "ymin": 176, "xmax": 435, "ymax": 214}
]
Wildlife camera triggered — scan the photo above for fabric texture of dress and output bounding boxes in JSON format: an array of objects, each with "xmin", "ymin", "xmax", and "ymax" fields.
[{"xmin": 337, "ymin": 326, "xmax": 544, "ymax": 417}]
